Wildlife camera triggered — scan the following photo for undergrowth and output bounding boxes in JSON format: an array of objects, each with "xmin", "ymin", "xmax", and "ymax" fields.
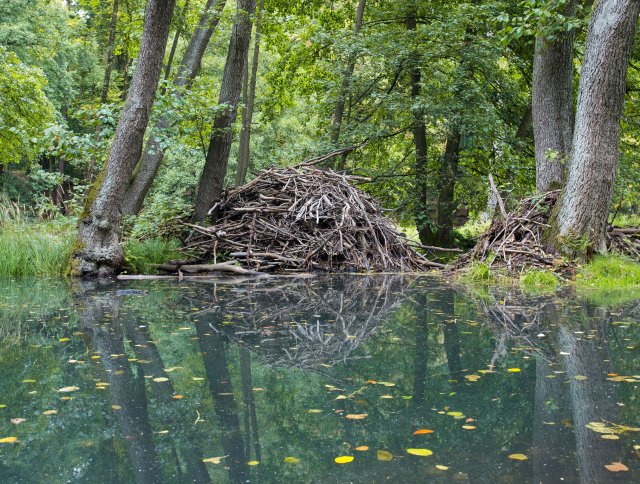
[{"xmin": 123, "ymin": 238, "xmax": 183, "ymax": 274}]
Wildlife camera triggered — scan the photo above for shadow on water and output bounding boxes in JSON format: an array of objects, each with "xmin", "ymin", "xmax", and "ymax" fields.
[{"xmin": 0, "ymin": 275, "xmax": 638, "ymax": 482}]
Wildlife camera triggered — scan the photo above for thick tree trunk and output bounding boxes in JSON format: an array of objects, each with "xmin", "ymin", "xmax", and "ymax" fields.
[
  {"xmin": 433, "ymin": 131, "xmax": 460, "ymax": 247},
  {"xmin": 235, "ymin": 0, "xmax": 264, "ymax": 186},
  {"xmin": 532, "ymin": 0, "xmax": 576, "ymax": 194},
  {"xmin": 548, "ymin": 0, "xmax": 640, "ymax": 255},
  {"xmin": 70, "ymin": 0, "xmax": 176, "ymax": 277},
  {"xmin": 101, "ymin": 0, "xmax": 119, "ymax": 103},
  {"xmin": 192, "ymin": 0, "xmax": 257, "ymax": 222},
  {"xmin": 406, "ymin": 7, "xmax": 432, "ymax": 246},
  {"xmin": 326, "ymin": 0, "xmax": 366, "ymax": 169},
  {"xmin": 122, "ymin": 0, "xmax": 227, "ymax": 216}
]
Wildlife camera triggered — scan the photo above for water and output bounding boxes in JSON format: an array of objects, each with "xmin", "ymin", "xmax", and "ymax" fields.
[{"xmin": 0, "ymin": 275, "xmax": 638, "ymax": 483}]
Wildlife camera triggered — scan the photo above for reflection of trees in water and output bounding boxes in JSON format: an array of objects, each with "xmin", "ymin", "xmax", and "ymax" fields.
[
  {"xmin": 187, "ymin": 275, "xmax": 414, "ymax": 370},
  {"xmin": 473, "ymin": 286, "xmax": 635, "ymax": 483}
]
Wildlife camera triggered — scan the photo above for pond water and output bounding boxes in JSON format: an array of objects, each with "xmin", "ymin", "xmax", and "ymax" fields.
[{"xmin": 0, "ymin": 275, "xmax": 638, "ymax": 483}]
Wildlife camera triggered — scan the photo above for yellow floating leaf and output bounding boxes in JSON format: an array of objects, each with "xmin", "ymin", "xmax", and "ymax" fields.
[
  {"xmin": 380, "ymin": 395, "xmax": 393, "ymax": 399},
  {"xmin": 345, "ymin": 413, "xmax": 368, "ymax": 420},
  {"xmin": 247, "ymin": 460, "xmax": 259, "ymax": 466},
  {"xmin": 376, "ymin": 450, "xmax": 393, "ymax": 461},
  {"xmin": 378, "ymin": 382, "xmax": 395, "ymax": 387},
  {"xmin": 574, "ymin": 375, "xmax": 588, "ymax": 381},
  {"xmin": 605, "ymin": 462, "xmax": 629, "ymax": 472},
  {"xmin": 335, "ymin": 456, "xmax": 354, "ymax": 464},
  {"xmin": 601, "ymin": 434, "xmax": 620, "ymax": 440},
  {"xmin": 112, "ymin": 405, "xmax": 121, "ymax": 410},
  {"xmin": 283, "ymin": 456, "xmax": 300, "ymax": 464},
  {"xmin": 164, "ymin": 367, "xmax": 183, "ymax": 373},
  {"xmin": 354, "ymin": 446, "xmax": 369, "ymax": 451},
  {"xmin": 202, "ymin": 456, "xmax": 226, "ymax": 464},
  {"xmin": 0, "ymin": 404, "xmax": 6, "ymax": 408},
  {"xmin": 508, "ymin": 454, "xmax": 528, "ymax": 461},
  {"xmin": 60, "ymin": 397, "xmax": 72, "ymax": 401},
  {"xmin": 172, "ymin": 395, "xmax": 185, "ymax": 399},
  {"xmin": 153, "ymin": 377, "xmax": 169, "ymax": 383},
  {"xmin": 413, "ymin": 429, "xmax": 434, "ymax": 435},
  {"xmin": 252, "ymin": 388, "xmax": 265, "ymax": 392},
  {"xmin": 335, "ymin": 395, "xmax": 347, "ymax": 400},
  {"xmin": 57, "ymin": 386, "xmax": 79, "ymax": 393},
  {"xmin": 58, "ymin": 338, "xmax": 70, "ymax": 342},
  {"xmin": 192, "ymin": 377, "xmax": 205, "ymax": 381},
  {"xmin": 507, "ymin": 368, "xmax": 521, "ymax": 373},
  {"xmin": 464, "ymin": 375, "xmax": 481, "ymax": 382},
  {"xmin": 155, "ymin": 430, "xmax": 169, "ymax": 434},
  {"xmin": 0, "ymin": 437, "xmax": 18, "ymax": 443},
  {"xmin": 22, "ymin": 380, "xmax": 36, "ymax": 384},
  {"xmin": 435, "ymin": 465, "xmax": 449, "ymax": 471},
  {"xmin": 10, "ymin": 418, "xmax": 25, "ymax": 425},
  {"xmin": 462, "ymin": 425, "xmax": 476, "ymax": 430},
  {"xmin": 307, "ymin": 409, "xmax": 322, "ymax": 413},
  {"xmin": 43, "ymin": 410, "xmax": 58, "ymax": 415},
  {"xmin": 446, "ymin": 411, "xmax": 465, "ymax": 419},
  {"xmin": 407, "ymin": 448, "xmax": 433, "ymax": 457}
]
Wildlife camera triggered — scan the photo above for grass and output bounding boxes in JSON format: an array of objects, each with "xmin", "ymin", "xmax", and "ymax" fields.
[
  {"xmin": 519, "ymin": 269, "xmax": 559, "ymax": 293},
  {"xmin": 576, "ymin": 254, "xmax": 640, "ymax": 290},
  {"xmin": 458, "ymin": 261, "xmax": 496, "ymax": 284},
  {"xmin": 123, "ymin": 237, "xmax": 183, "ymax": 274}
]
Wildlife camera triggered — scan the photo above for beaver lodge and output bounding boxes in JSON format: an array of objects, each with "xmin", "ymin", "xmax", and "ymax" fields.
[{"xmin": 169, "ymin": 164, "xmax": 439, "ymax": 274}]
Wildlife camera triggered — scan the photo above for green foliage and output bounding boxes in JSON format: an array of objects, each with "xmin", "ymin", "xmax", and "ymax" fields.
[
  {"xmin": 123, "ymin": 238, "xmax": 183, "ymax": 274},
  {"xmin": 576, "ymin": 254, "xmax": 640, "ymax": 290},
  {"xmin": 520, "ymin": 269, "xmax": 559, "ymax": 291},
  {"xmin": 0, "ymin": 47, "xmax": 55, "ymax": 165},
  {"xmin": 458, "ymin": 261, "xmax": 496, "ymax": 284}
]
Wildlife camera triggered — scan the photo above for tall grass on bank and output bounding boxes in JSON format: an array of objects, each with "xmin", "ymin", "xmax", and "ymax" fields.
[{"xmin": 0, "ymin": 201, "xmax": 74, "ymax": 276}]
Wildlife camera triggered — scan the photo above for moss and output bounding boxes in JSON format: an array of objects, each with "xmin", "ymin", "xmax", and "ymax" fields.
[{"xmin": 80, "ymin": 165, "xmax": 107, "ymax": 220}]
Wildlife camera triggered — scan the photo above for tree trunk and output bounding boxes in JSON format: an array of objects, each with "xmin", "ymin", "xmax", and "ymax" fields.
[
  {"xmin": 548, "ymin": 0, "xmax": 640, "ymax": 256},
  {"xmin": 163, "ymin": 0, "xmax": 191, "ymax": 90},
  {"xmin": 532, "ymin": 0, "xmax": 576, "ymax": 194},
  {"xmin": 70, "ymin": 0, "xmax": 176, "ymax": 277},
  {"xmin": 235, "ymin": 0, "xmax": 264, "ymax": 186},
  {"xmin": 101, "ymin": 0, "xmax": 119, "ymax": 104},
  {"xmin": 406, "ymin": 6, "xmax": 432, "ymax": 246},
  {"xmin": 192, "ymin": 0, "xmax": 257, "ymax": 222},
  {"xmin": 326, "ymin": 0, "xmax": 366, "ymax": 169},
  {"xmin": 433, "ymin": 131, "xmax": 460, "ymax": 247},
  {"xmin": 122, "ymin": 0, "xmax": 227, "ymax": 216}
]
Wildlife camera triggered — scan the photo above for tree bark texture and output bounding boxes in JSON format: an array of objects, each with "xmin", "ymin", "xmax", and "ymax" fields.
[
  {"xmin": 433, "ymin": 131, "xmax": 460, "ymax": 247},
  {"xmin": 101, "ymin": 0, "xmax": 119, "ymax": 103},
  {"xmin": 192, "ymin": 0, "xmax": 257, "ymax": 222},
  {"xmin": 532, "ymin": 0, "xmax": 576, "ymax": 194},
  {"xmin": 70, "ymin": 0, "xmax": 176, "ymax": 277},
  {"xmin": 122, "ymin": 0, "xmax": 227, "ymax": 216},
  {"xmin": 235, "ymin": 0, "xmax": 264, "ymax": 186},
  {"xmin": 327, "ymin": 0, "xmax": 366, "ymax": 168},
  {"xmin": 550, "ymin": 0, "xmax": 640, "ymax": 255},
  {"xmin": 406, "ymin": 7, "xmax": 431, "ymax": 247}
]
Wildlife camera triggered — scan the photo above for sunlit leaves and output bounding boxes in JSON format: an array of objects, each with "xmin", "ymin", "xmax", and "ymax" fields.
[
  {"xmin": 0, "ymin": 437, "xmax": 18, "ymax": 444},
  {"xmin": 202, "ymin": 456, "xmax": 226, "ymax": 464},
  {"xmin": 376, "ymin": 450, "xmax": 393, "ymax": 461},
  {"xmin": 413, "ymin": 429, "xmax": 434, "ymax": 435},
  {"xmin": 284, "ymin": 456, "xmax": 300, "ymax": 464},
  {"xmin": 57, "ymin": 386, "xmax": 79, "ymax": 393},
  {"xmin": 334, "ymin": 455, "xmax": 354, "ymax": 464},
  {"xmin": 508, "ymin": 454, "xmax": 528, "ymax": 461},
  {"xmin": 406, "ymin": 448, "xmax": 433, "ymax": 457}
]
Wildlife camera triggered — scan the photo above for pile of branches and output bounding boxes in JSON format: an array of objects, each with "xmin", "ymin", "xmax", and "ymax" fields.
[
  {"xmin": 184, "ymin": 165, "xmax": 436, "ymax": 272},
  {"xmin": 453, "ymin": 190, "xmax": 565, "ymax": 274},
  {"xmin": 608, "ymin": 226, "xmax": 640, "ymax": 259}
]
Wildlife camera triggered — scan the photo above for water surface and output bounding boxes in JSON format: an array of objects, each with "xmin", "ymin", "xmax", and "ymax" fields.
[{"xmin": 0, "ymin": 275, "xmax": 638, "ymax": 483}]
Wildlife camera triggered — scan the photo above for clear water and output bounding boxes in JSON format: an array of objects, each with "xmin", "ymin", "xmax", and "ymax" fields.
[{"xmin": 0, "ymin": 275, "xmax": 638, "ymax": 483}]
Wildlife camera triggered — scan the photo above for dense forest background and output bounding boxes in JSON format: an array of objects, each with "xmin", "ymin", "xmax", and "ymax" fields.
[{"xmin": 1, "ymin": 0, "xmax": 640, "ymax": 275}]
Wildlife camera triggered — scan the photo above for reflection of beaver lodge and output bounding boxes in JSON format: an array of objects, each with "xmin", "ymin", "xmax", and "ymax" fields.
[
  {"xmin": 190, "ymin": 275, "xmax": 412, "ymax": 369},
  {"xmin": 184, "ymin": 165, "xmax": 439, "ymax": 273}
]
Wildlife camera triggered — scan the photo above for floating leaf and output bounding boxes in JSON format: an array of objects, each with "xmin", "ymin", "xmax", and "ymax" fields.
[
  {"xmin": 202, "ymin": 456, "xmax": 226, "ymax": 464},
  {"xmin": 192, "ymin": 377, "xmax": 205, "ymax": 381},
  {"xmin": 43, "ymin": 410, "xmax": 57, "ymax": 415},
  {"xmin": 407, "ymin": 448, "xmax": 433, "ymax": 457},
  {"xmin": 284, "ymin": 456, "xmax": 300, "ymax": 464},
  {"xmin": 247, "ymin": 460, "xmax": 259, "ymax": 466},
  {"xmin": 507, "ymin": 368, "xmax": 521, "ymax": 373},
  {"xmin": 464, "ymin": 375, "xmax": 481, "ymax": 382},
  {"xmin": 354, "ymin": 446, "xmax": 369, "ymax": 451},
  {"xmin": 435, "ymin": 465, "xmax": 449, "ymax": 471},
  {"xmin": 22, "ymin": 380, "xmax": 36, "ymax": 384},
  {"xmin": 335, "ymin": 456, "xmax": 354, "ymax": 464},
  {"xmin": 10, "ymin": 418, "xmax": 25, "ymax": 425},
  {"xmin": 413, "ymin": 429, "xmax": 434, "ymax": 435},
  {"xmin": 153, "ymin": 377, "xmax": 169, "ymax": 383},
  {"xmin": 377, "ymin": 450, "xmax": 393, "ymax": 461},
  {"xmin": 605, "ymin": 462, "xmax": 629, "ymax": 472},
  {"xmin": 164, "ymin": 367, "xmax": 183, "ymax": 373},
  {"xmin": 380, "ymin": 395, "xmax": 393, "ymax": 399},
  {"xmin": 508, "ymin": 454, "xmax": 528, "ymax": 461},
  {"xmin": 0, "ymin": 437, "xmax": 18, "ymax": 444},
  {"xmin": 57, "ymin": 386, "xmax": 79, "ymax": 393},
  {"xmin": 58, "ymin": 338, "xmax": 70, "ymax": 342},
  {"xmin": 172, "ymin": 395, "xmax": 184, "ymax": 399},
  {"xmin": 345, "ymin": 413, "xmax": 367, "ymax": 420},
  {"xmin": 462, "ymin": 425, "xmax": 476, "ymax": 430},
  {"xmin": 446, "ymin": 411, "xmax": 465, "ymax": 419},
  {"xmin": 112, "ymin": 405, "xmax": 121, "ymax": 410},
  {"xmin": 378, "ymin": 382, "xmax": 395, "ymax": 387},
  {"xmin": 601, "ymin": 434, "xmax": 620, "ymax": 440},
  {"xmin": 574, "ymin": 375, "xmax": 588, "ymax": 381},
  {"xmin": 307, "ymin": 409, "xmax": 322, "ymax": 413}
]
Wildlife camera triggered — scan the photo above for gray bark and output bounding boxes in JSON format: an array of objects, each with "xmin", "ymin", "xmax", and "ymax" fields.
[
  {"xmin": 235, "ymin": 0, "xmax": 264, "ymax": 186},
  {"xmin": 70, "ymin": 0, "xmax": 176, "ymax": 277},
  {"xmin": 327, "ymin": 0, "xmax": 366, "ymax": 169},
  {"xmin": 192, "ymin": 0, "xmax": 257, "ymax": 222},
  {"xmin": 551, "ymin": 0, "xmax": 640, "ymax": 255},
  {"xmin": 532, "ymin": 0, "xmax": 576, "ymax": 194},
  {"xmin": 122, "ymin": 0, "xmax": 227, "ymax": 216},
  {"xmin": 101, "ymin": 0, "xmax": 119, "ymax": 104}
]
